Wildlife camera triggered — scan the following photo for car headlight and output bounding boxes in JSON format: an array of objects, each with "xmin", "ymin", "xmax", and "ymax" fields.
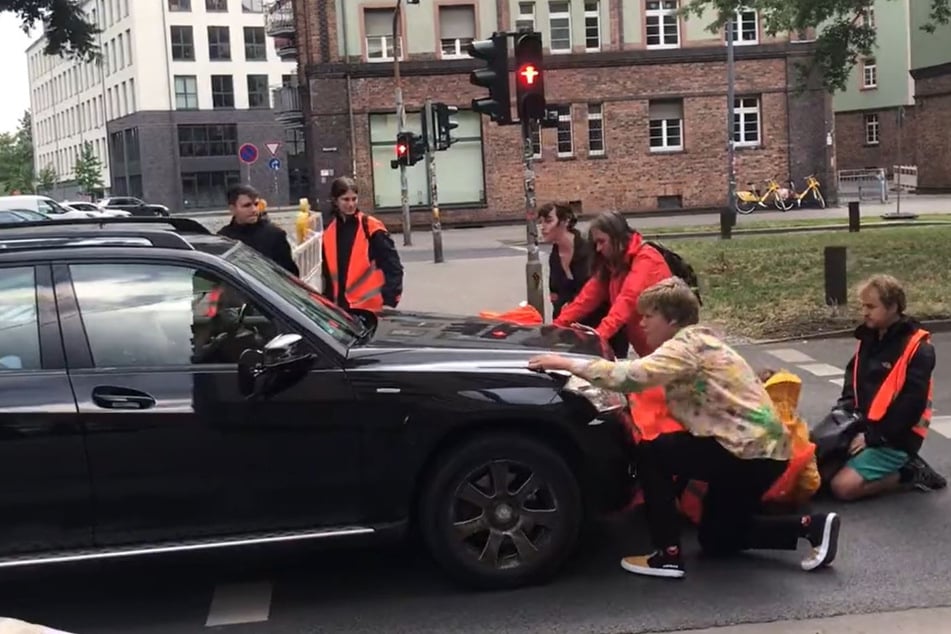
[{"xmin": 562, "ymin": 374, "xmax": 627, "ymax": 413}]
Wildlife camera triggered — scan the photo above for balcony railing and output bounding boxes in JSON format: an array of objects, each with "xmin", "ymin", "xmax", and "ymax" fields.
[
  {"xmin": 274, "ymin": 36, "xmax": 297, "ymax": 59},
  {"xmin": 273, "ymin": 86, "xmax": 303, "ymax": 125},
  {"xmin": 265, "ymin": 0, "xmax": 294, "ymax": 37}
]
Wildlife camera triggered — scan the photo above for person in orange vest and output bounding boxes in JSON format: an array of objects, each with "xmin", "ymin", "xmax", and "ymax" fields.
[
  {"xmin": 320, "ymin": 176, "xmax": 403, "ymax": 313},
  {"xmin": 828, "ymin": 274, "xmax": 944, "ymax": 500},
  {"xmin": 529, "ymin": 277, "xmax": 842, "ymax": 579}
]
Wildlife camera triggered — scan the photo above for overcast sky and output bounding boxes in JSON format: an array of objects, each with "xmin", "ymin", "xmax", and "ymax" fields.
[{"xmin": 0, "ymin": 14, "xmax": 41, "ymax": 136}]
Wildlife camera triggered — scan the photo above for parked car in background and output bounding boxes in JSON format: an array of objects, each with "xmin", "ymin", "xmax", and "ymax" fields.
[
  {"xmin": 99, "ymin": 196, "xmax": 170, "ymax": 217},
  {"xmin": 0, "ymin": 195, "xmax": 95, "ymax": 219},
  {"xmin": 62, "ymin": 201, "xmax": 132, "ymax": 218}
]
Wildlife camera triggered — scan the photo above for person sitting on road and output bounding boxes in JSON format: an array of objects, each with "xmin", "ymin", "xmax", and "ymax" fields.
[
  {"xmin": 828, "ymin": 274, "xmax": 945, "ymax": 500},
  {"xmin": 528, "ymin": 277, "xmax": 841, "ymax": 579},
  {"xmin": 552, "ymin": 211, "xmax": 671, "ymax": 357},
  {"xmin": 538, "ymin": 202, "xmax": 629, "ymax": 358},
  {"xmin": 218, "ymin": 184, "xmax": 299, "ymax": 276}
]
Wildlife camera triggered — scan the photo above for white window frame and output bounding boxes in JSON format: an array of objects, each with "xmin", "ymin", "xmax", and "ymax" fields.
[
  {"xmin": 648, "ymin": 100, "xmax": 683, "ymax": 153},
  {"xmin": 530, "ymin": 124, "xmax": 541, "ymax": 159},
  {"xmin": 556, "ymin": 104, "xmax": 573, "ymax": 157},
  {"xmin": 365, "ymin": 10, "xmax": 403, "ymax": 62},
  {"xmin": 515, "ymin": 1, "xmax": 535, "ymax": 31},
  {"xmin": 728, "ymin": 8, "xmax": 758, "ymax": 45},
  {"xmin": 584, "ymin": 1, "xmax": 601, "ymax": 52},
  {"xmin": 863, "ymin": 59, "xmax": 877, "ymax": 88},
  {"xmin": 548, "ymin": 1, "xmax": 572, "ymax": 54},
  {"xmin": 865, "ymin": 113, "xmax": 880, "ymax": 145},
  {"xmin": 733, "ymin": 96, "xmax": 761, "ymax": 147},
  {"xmin": 863, "ymin": 5, "xmax": 876, "ymax": 28},
  {"xmin": 587, "ymin": 103, "xmax": 604, "ymax": 156},
  {"xmin": 645, "ymin": 0, "xmax": 680, "ymax": 49}
]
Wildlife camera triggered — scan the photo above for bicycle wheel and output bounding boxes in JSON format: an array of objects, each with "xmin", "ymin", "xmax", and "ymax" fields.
[
  {"xmin": 736, "ymin": 198, "xmax": 757, "ymax": 214},
  {"xmin": 813, "ymin": 189, "xmax": 826, "ymax": 209},
  {"xmin": 774, "ymin": 191, "xmax": 794, "ymax": 212}
]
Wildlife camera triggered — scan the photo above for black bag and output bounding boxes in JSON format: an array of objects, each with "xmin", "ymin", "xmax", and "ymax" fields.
[
  {"xmin": 646, "ymin": 241, "xmax": 703, "ymax": 305},
  {"xmin": 811, "ymin": 408, "xmax": 864, "ymax": 464}
]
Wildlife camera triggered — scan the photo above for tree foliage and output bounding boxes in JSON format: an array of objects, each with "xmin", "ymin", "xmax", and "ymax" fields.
[
  {"xmin": 682, "ymin": 0, "xmax": 951, "ymax": 92},
  {"xmin": 73, "ymin": 141, "xmax": 104, "ymax": 195},
  {"xmin": 3, "ymin": 0, "xmax": 100, "ymax": 61},
  {"xmin": 36, "ymin": 163, "xmax": 57, "ymax": 194},
  {"xmin": 0, "ymin": 111, "xmax": 35, "ymax": 194}
]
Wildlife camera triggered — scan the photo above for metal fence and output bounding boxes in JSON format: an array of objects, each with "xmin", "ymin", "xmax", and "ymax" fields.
[
  {"xmin": 836, "ymin": 168, "xmax": 888, "ymax": 203},
  {"xmin": 292, "ymin": 230, "xmax": 323, "ymax": 288}
]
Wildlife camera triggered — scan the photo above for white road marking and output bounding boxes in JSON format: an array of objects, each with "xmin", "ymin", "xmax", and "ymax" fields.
[
  {"xmin": 205, "ymin": 581, "xmax": 272, "ymax": 627},
  {"xmin": 765, "ymin": 348, "xmax": 816, "ymax": 364},
  {"xmin": 930, "ymin": 415, "xmax": 951, "ymax": 439},
  {"xmin": 828, "ymin": 378, "xmax": 845, "ymax": 387},
  {"xmin": 798, "ymin": 363, "xmax": 845, "ymax": 377}
]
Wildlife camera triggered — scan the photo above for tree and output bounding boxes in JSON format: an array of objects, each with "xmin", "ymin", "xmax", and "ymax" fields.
[
  {"xmin": 36, "ymin": 164, "xmax": 57, "ymax": 194},
  {"xmin": 3, "ymin": 0, "xmax": 100, "ymax": 61},
  {"xmin": 73, "ymin": 141, "xmax": 104, "ymax": 195},
  {"xmin": 0, "ymin": 111, "xmax": 35, "ymax": 194},
  {"xmin": 681, "ymin": 0, "xmax": 951, "ymax": 92}
]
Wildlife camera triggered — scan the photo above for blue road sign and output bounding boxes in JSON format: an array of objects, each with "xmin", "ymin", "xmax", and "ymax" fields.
[
  {"xmin": 238, "ymin": 143, "xmax": 259, "ymax": 164},
  {"xmin": 268, "ymin": 157, "xmax": 281, "ymax": 171}
]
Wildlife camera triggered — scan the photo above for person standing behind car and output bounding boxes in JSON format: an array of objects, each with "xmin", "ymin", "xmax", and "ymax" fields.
[
  {"xmin": 218, "ymin": 184, "xmax": 299, "ymax": 275},
  {"xmin": 321, "ymin": 176, "xmax": 403, "ymax": 313},
  {"xmin": 538, "ymin": 202, "xmax": 628, "ymax": 358}
]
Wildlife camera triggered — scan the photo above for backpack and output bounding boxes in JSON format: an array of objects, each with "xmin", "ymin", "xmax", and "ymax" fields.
[{"xmin": 645, "ymin": 240, "xmax": 703, "ymax": 305}]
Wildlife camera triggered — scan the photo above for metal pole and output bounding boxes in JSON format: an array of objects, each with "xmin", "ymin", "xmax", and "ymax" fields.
[
  {"xmin": 393, "ymin": 0, "xmax": 412, "ymax": 245},
  {"xmin": 722, "ymin": 17, "xmax": 737, "ymax": 240},
  {"xmin": 522, "ymin": 119, "xmax": 544, "ymax": 316},
  {"xmin": 425, "ymin": 99, "xmax": 444, "ymax": 263},
  {"xmin": 896, "ymin": 106, "xmax": 903, "ymax": 216}
]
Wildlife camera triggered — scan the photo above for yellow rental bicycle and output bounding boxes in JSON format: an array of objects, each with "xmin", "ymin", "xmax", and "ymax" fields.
[
  {"xmin": 735, "ymin": 177, "xmax": 793, "ymax": 214},
  {"xmin": 784, "ymin": 174, "xmax": 826, "ymax": 209}
]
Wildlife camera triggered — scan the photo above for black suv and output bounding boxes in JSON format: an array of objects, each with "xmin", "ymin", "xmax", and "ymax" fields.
[{"xmin": 0, "ymin": 218, "xmax": 633, "ymax": 590}]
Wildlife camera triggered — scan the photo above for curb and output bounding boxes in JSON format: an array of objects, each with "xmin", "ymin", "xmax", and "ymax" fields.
[
  {"xmin": 749, "ymin": 319, "xmax": 951, "ymax": 345},
  {"xmin": 642, "ymin": 220, "xmax": 951, "ymax": 241}
]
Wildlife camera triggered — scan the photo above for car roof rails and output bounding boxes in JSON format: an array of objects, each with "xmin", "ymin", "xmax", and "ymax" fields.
[{"xmin": 28, "ymin": 216, "xmax": 213, "ymax": 234}]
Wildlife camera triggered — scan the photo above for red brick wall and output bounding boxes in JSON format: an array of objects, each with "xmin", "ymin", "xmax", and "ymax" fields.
[
  {"xmin": 913, "ymin": 72, "xmax": 951, "ymax": 192},
  {"xmin": 834, "ymin": 107, "xmax": 917, "ymax": 175}
]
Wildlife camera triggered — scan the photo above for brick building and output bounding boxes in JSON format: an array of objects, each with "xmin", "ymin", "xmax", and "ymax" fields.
[
  {"xmin": 908, "ymin": 3, "xmax": 951, "ymax": 192},
  {"xmin": 282, "ymin": 0, "xmax": 834, "ymax": 226}
]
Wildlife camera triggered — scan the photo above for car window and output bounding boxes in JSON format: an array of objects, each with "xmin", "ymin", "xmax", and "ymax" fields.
[
  {"xmin": 0, "ymin": 267, "xmax": 42, "ymax": 371},
  {"xmin": 69, "ymin": 263, "xmax": 287, "ymax": 368},
  {"xmin": 36, "ymin": 198, "xmax": 65, "ymax": 215},
  {"xmin": 0, "ymin": 211, "xmax": 19, "ymax": 222}
]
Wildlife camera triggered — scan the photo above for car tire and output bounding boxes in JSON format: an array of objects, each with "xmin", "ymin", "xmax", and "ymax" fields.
[{"xmin": 419, "ymin": 433, "xmax": 582, "ymax": 590}]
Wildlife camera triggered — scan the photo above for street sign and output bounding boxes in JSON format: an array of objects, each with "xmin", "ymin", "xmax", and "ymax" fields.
[
  {"xmin": 268, "ymin": 157, "xmax": 281, "ymax": 170},
  {"xmin": 238, "ymin": 143, "xmax": 259, "ymax": 164},
  {"xmin": 265, "ymin": 142, "xmax": 280, "ymax": 156}
]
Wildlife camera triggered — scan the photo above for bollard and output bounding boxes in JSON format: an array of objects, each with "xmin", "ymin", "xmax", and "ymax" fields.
[
  {"xmin": 848, "ymin": 201, "xmax": 860, "ymax": 233},
  {"xmin": 824, "ymin": 246, "xmax": 848, "ymax": 307},
  {"xmin": 719, "ymin": 206, "xmax": 733, "ymax": 240}
]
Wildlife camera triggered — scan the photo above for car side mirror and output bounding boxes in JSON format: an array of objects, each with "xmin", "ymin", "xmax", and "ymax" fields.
[{"xmin": 238, "ymin": 333, "xmax": 316, "ymax": 399}]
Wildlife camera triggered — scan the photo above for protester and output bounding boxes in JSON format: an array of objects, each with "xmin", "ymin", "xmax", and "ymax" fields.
[
  {"xmin": 218, "ymin": 184, "xmax": 298, "ymax": 275},
  {"xmin": 528, "ymin": 277, "xmax": 841, "ymax": 579}
]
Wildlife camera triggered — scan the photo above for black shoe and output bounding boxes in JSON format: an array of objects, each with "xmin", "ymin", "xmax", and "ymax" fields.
[
  {"xmin": 801, "ymin": 513, "xmax": 840, "ymax": 571},
  {"xmin": 901, "ymin": 456, "xmax": 947, "ymax": 492},
  {"xmin": 620, "ymin": 546, "xmax": 686, "ymax": 579}
]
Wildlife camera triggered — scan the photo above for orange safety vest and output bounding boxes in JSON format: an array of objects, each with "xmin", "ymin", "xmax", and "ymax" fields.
[
  {"xmin": 854, "ymin": 328, "xmax": 933, "ymax": 439},
  {"xmin": 323, "ymin": 212, "xmax": 388, "ymax": 313}
]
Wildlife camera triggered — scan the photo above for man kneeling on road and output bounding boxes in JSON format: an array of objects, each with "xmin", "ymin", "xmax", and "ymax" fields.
[
  {"xmin": 529, "ymin": 277, "xmax": 841, "ymax": 579},
  {"xmin": 828, "ymin": 274, "xmax": 945, "ymax": 500}
]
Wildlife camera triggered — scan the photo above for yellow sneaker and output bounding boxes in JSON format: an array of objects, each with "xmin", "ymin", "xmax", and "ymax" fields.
[{"xmin": 620, "ymin": 547, "xmax": 685, "ymax": 579}]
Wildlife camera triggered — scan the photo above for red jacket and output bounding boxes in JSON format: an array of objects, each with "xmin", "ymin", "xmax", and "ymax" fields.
[{"xmin": 553, "ymin": 233, "xmax": 671, "ymax": 356}]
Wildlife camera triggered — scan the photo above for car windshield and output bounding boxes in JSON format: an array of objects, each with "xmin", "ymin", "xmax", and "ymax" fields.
[{"xmin": 223, "ymin": 242, "xmax": 364, "ymax": 346}]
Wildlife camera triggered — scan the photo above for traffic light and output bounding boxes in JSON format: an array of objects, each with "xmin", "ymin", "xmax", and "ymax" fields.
[
  {"xmin": 466, "ymin": 33, "xmax": 512, "ymax": 125},
  {"xmin": 433, "ymin": 103, "xmax": 459, "ymax": 151},
  {"xmin": 391, "ymin": 131, "xmax": 425, "ymax": 168},
  {"xmin": 514, "ymin": 31, "xmax": 545, "ymax": 122}
]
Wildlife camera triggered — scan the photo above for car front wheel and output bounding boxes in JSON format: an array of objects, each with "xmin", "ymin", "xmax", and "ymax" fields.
[{"xmin": 419, "ymin": 433, "xmax": 582, "ymax": 590}]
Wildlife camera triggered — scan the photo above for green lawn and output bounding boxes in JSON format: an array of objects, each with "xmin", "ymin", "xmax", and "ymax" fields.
[
  {"xmin": 664, "ymin": 225, "xmax": 951, "ymax": 339},
  {"xmin": 645, "ymin": 214, "xmax": 951, "ymax": 236}
]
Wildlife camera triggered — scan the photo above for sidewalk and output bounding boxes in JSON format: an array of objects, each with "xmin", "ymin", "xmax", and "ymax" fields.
[{"xmin": 645, "ymin": 607, "xmax": 951, "ymax": 634}]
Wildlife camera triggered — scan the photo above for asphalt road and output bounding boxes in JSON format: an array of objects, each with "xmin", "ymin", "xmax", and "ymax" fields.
[{"xmin": 2, "ymin": 333, "xmax": 950, "ymax": 634}]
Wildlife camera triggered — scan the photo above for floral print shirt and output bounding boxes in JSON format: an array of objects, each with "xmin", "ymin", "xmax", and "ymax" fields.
[{"xmin": 572, "ymin": 325, "xmax": 791, "ymax": 461}]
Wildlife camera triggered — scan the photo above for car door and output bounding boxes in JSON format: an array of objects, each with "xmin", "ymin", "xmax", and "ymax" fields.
[
  {"xmin": 0, "ymin": 263, "xmax": 93, "ymax": 556},
  {"xmin": 54, "ymin": 259, "xmax": 363, "ymax": 547}
]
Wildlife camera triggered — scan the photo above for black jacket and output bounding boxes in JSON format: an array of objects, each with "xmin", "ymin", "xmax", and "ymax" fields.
[
  {"xmin": 321, "ymin": 212, "xmax": 404, "ymax": 309},
  {"xmin": 218, "ymin": 218, "xmax": 299, "ymax": 276},
  {"xmin": 837, "ymin": 317, "xmax": 935, "ymax": 455}
]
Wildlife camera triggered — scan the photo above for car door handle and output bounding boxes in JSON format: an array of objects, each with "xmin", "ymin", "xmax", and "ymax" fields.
[{"xmin": 91, "ymin": 386, "xmax": 156, "ymax": 410}]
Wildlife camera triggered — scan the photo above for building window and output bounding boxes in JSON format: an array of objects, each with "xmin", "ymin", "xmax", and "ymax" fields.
[
  {"xmin": 168, "ymin": 0, "xmax": 190, "ymax": 11},
  {"xmin": 208, "ymin": 26, "xmax": 231, "ymax": 60},
  {"xmin": 439, "ymin": 5, "xmax": 475, "ymax": 58},
  {"xmin": 863, "ymin": 58, "xmax": 877, "ymax": 88},
  {"xmin": 515, "ymin": 1, "xmax": 535, "ymax": 30},
  {"xmin": 364, "ymin": 9, "xmax": 401, "ymax": 61},
  {"xmin": 247, "ymin": 74, "xmax": 270, "ymax": 108},
  {"xmin": 864, "ymin": 113, "xmax": 879, "ymax": 145},
  {"xmin": 206, "ymin": 0, "xmax": 227, "ymax": 10},
  {"xmin": 170, "ymin": 26, "xmax": 194, "ymax": 61},
  {"xmin": 241, "ymin": 0, "xmax": 264, "ymax": 12},
  {"xmin": 727, "ymin": 8, "xmax": 758, "ymax": 44},
  {"xmin": 587, "ymin": 103, "xmax": 604, "ymax": 156},
  {"xmin": 178, "ymin": 124, "xmax": 238, "ymax": 157},
  {"xmin": 211, "ymin": 75, "xmax": 235, "ymax": 108},
  {"xmin": 556, "ymin": 104, "xmax": 573, "ymax": 157},
  {"xmin": 649, "ymin": 100, "xmax": 683, "ymax": 151},
  {"xmin": 530, "ymin": 124, "xmax": 541, "ymax": 158},
  {"xmin": 584, "ymin": 1, "xmax": 600, "ymax": 51},
  {"xmin": 863, "ymin": 4, "xmax": 875, "ymax": 27},
  {"xmin": 368, "ymin": 111, "xmax": 485, "ymax": 207},
  {"xmin": 646, "ymin": 0, "xmax": 679, "ymax": 48},
  {"xmin": 548, "ymin": 1, "xmax": 571, "ymax": 53},
  {"xmin": 733, "ymin": 96, "xmax": 761, "ymax": 147},
  {"xmin": 174, "ymin": 75, "xmax": 198, "ymax": 109},
  {"xmin": 244, "ymin": 26, "xmax": 267, "ymax": 60}
]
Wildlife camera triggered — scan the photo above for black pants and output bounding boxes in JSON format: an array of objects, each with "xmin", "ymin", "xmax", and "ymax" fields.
[{"xmin": 638, "ymin": 433, "xmax": 804, "ymax": 554}]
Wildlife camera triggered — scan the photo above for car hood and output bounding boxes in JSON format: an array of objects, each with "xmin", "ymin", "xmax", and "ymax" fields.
[{"xmin": 347, "ymin": 309, "xmax": 611, "ymax": 363}]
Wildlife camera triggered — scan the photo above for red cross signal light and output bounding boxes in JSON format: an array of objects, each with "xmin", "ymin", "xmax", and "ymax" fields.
[{"xmin": 514, "ymin": 32, "xmax": 546, "ymax": 122}]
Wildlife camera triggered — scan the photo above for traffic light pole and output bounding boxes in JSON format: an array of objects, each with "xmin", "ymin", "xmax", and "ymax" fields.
[
  {"xmin": 722, "ymin": 17, "xmax": 737, "ymax": 240},
  {"xmin": 522, "ymin": 119, "xmax": 544, "ymax": 316},
  {"xmin": 393, "ymin": 0, "xmax": 412, "ymax": 246},
  {"xmin": 424, "ymin": 99, "xmax": 444, "ymax": 263}
]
